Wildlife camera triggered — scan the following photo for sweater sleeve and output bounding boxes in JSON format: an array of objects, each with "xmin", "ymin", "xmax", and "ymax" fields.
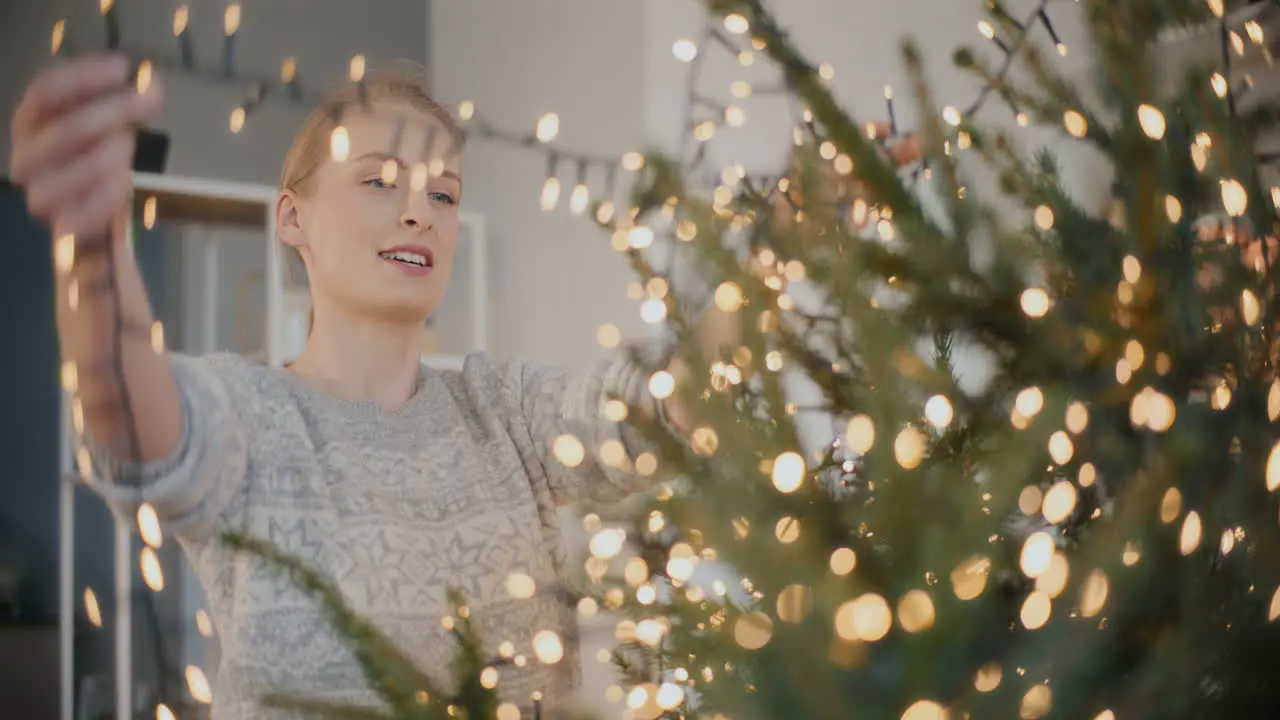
[
  {"xmin": 81, "ymin": 353, "xmax": 249, "ymax": 540},
  {"xmin": 505, "ymin": 354, "xmax": 664, "ymax": 507}
]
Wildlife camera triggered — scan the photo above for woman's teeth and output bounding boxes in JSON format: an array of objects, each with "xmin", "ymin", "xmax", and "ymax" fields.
[{"xmin": 379, "ymin": 251, "xmax": 428, "ymax": 267}]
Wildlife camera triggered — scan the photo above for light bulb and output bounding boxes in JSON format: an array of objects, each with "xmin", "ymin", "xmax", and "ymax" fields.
[
  {"xmin": 329, "ymin": 126, "xmax": 349, "ymax": 161},
  {"xmin": 771, "ymin": 451, "xmax": 806, "ymax": 493},
  {"xmin": 569, "ymin": 183, "xmax": 590, "ymax": 215},
  {"xmin": 223, "ymin": 3, "xmax": 241, "ymax": 35},
  {"xmin": 1221, "ymin": 179, "xmax": 1248, "ymax": 217},
  {"xmin": 540, "ymin": 177, "xmax": 561, "ymax": 211},
  {"xmin": 672, "ymin": 39, "xmax": 698, "ymax": 62},
  {"xmin": 1137, "ymin": 104, "xmax": 1165, "ymax": 139},
  {"xmin": 536, "ymin": 112, "xmax": 560, "ymax": 143},
  {"xmin": 1063, "ymin": 110, "xmax": 1087, "ymax": 137},
  {"xmin": 349, "ymin": 55, "xmax": 366, "ymax": 83}
]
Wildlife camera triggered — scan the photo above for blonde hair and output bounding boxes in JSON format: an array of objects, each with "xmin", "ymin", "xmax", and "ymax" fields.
[{"xmin": 280, "ymin": 59, "xmax": 464, "ymax": 195}]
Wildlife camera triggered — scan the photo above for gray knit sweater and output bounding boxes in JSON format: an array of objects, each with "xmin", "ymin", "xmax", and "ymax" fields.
[{"xmin": 86, "ymin": 351, "xmax": 658, "ymax": 719}]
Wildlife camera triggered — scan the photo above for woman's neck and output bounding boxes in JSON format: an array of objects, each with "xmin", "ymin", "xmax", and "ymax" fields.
[{"xmin": 289, "ymin": 309, "xmax": 426, "ymax": 410}]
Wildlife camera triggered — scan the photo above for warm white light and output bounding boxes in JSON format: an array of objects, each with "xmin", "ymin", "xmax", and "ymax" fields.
[
  {"xmin": 533, "ymin": 630, "xmax": 564, "ymax": 664},
  {"xmin": 1034, "ymin": 205, "xmax": 1055, "ymax": 230},
  {"xmin": 329, "ymin": 126, "xmax": 349, "ymax": 161},
  {"xmin": 1222, "ymin": 179, "xmax": 1248, "ymax": 217},
  {"xmin": 552, "ymin": 434, "xmax": 584, "ymax": 467},
  {"xmin": 223, "ymin": 3, "xmax": 241, "ymax": 35},
  {"xmin": 672, "ymin": 39, "xmax": 698, "ymax": 62},
  {"xmin": 137, "ymin": 503, "xmax": 163, "ymax": 548},
  {"xmin": 195, "ymin": 609, "xmax": 214, "ymax": 637},
  {"xmin": 894, "ymin": 426, "xmax": 927, "ymax": 469},
  {"xmin": 640, "ymin": 298, "xmax": 667, "ymax": 323},
  {"xmin": 771, "ymin": 451, "xmax": 806, "ymax": 493},
  {"xmin": 902, "ymin": 700, "xmax": 947, "ymax": 720},
  {"xmin": 136, "ymin": 60, "xmax": 154, "ymax": 96},
  {"xmin": 714, "ymin": 282, "xmax": 744, "ymax": 312},
  {"xmin": 348, "ymin": 55, "xmax": 366, "ymax": 83},
  {"xmin": 1063, "ymin": 110, "xmax": 1087, "ymax": 137},
  {"xmin": 536, "ymin": 112, "xmax": 560, "ymax": 143},
  {"xmin": 505, "ymin": 572, "xmax": 536, "ymax": 599},
  {"xmin": 569, "ymin": 183, "xmax": 590, "ymax": 215},
  {"xmin": 924, "ymin": 395, "xmax": 953, "ymax": 429},
  {"xmin": 589, "ymin": 529, "xmax": 626, "ymax": 559},
  {"xmin": 1021, "ymin": 288, "xmax": 1051, "ymax": 318},
  {"xmin": 724, "ymin": 13, "xmax": 749, "ymax": 34},
  {"xmin": 845, "ymin": 414, "xmax": 875, "ymax": 454},
  {"xmin": 1211, "ymin": 73, "xmax": 1228, "ymax": 98},
  {"xmin": 140, "ymin": 547, "xmax": 165, "ymax": 591},
  {"xmin": 185, "ymin": 665, "xmax": 213, "ymax": 704},
  {"xmin": 1137, "ymin": 104, "xmax": 1166, "ymax": 139},
  {"xmin": 540, "ymin": 177, "xmax": 561, "ymax": 211},
  {"xmin": 84, "ymin": 588, "xmax": 102, "ymax": 627},
  {"xmin": 648, "ymin": 371, "xmax": 675, "ymax": 400},
  {"xmin": 1020, "ymin": 532, "xmax": 1055, "ymax": 578}
]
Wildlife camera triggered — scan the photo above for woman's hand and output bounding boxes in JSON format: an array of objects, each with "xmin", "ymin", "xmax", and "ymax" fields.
[{"xmin": 8, "ymin": 54, "xmax": 164, "ymax": 241}]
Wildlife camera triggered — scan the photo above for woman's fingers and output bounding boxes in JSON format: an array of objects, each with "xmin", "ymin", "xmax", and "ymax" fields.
[
  {"xmin": 10, "ymin": 86, "xmax": 159, "ymax": 185},
  {"xmin": 888, "ymin": 133, "xmax": 924, "ymax": 168},
  {"xmin": 25, "ymin": 132, "xmax": 134, "ymax": 223},
  {"xmin": 10, "ymin": 55, "xmax": 131, "ymax": 143}
]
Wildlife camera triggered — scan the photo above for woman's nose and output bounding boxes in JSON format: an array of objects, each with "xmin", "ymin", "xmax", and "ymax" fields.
[{"xmin": 400, "ymin": 193, "xmax": 433, "ymax": 231}]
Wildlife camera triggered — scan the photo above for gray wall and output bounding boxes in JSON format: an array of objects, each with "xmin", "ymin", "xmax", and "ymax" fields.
[{"xmin": 1, "ymin": 0, "xmax": 427, "ymax": 184}]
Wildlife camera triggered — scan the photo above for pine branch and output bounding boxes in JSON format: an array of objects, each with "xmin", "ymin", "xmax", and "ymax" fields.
[
  {"xmin": 258, "ymin": 694, "xmax": 400, "ymax": 720},
  {"xmin": 220, "ymin": 532, "xmax": 446, "ymax": 718}
]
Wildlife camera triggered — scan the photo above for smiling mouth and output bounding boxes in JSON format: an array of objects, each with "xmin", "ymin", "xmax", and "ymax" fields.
[{"xmin": 378, "ymin": 249, "xmax": 433, "ymax": 268}]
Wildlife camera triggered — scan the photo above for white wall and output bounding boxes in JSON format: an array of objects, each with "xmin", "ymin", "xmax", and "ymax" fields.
[{"xmin": 428, "ymin": 0, "xmax": 653, "ymax": 370}]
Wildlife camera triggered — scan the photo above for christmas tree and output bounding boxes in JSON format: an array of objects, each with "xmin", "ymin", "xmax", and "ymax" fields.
[
  {"xmin": 227, "ymin": 0, "xmax": 1280, "ymax": 718},
  {"xmin": 576, "ymin": 0, "xmax": 1280, "ymax": 718}
]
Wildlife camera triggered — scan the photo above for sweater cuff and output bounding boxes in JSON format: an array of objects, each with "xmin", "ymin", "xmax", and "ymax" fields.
[{"xmin": 81, "ymin": 360, "xmax": 196, "ymax": 494}]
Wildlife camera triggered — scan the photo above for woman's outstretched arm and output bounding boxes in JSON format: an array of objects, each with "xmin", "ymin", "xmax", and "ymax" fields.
[
  {"xmin": 57, "ymin": 220, "xmax": 184, "ymax": 464},
  {"xmin": 58, "ymin": 222, "xmax": 251, "ymax": 539},
  {"xmin": 9, "ymin": 56, "xmax": 249, "ymax": 537}
]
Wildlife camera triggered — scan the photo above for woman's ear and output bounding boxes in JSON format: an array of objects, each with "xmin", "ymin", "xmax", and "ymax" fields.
[{"xmin": 276, "ymin": 190, "xmax": 306, "ymax": 251}]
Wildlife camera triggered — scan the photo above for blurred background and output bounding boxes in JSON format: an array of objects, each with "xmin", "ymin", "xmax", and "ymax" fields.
[{"xmin": 0, "ymin": 0, "xmax": 1197, "ymax": 717}]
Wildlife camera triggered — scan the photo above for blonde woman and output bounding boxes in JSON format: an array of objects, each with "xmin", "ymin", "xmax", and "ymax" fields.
[{"xmin": 10, "ymin": 55, "xmax": 675, "ymax": 718}]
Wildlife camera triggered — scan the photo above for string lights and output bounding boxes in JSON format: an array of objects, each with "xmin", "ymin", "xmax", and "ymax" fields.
[
  {"xmin": 222, "ymin": 2, "xmax": 241, "ymax": 79},
  {"xmin": 50, "ymin": 0, "xmax": 1280, "ymax": 717},
  {"xmin": 173, "ymin": 5, "xmax": 194, "ymax": 70}
]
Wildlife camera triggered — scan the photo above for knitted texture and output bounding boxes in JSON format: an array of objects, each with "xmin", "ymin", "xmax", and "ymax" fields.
[{"xmin": 86, "ymin": 351, "xmax": 657, "ymax": 719}]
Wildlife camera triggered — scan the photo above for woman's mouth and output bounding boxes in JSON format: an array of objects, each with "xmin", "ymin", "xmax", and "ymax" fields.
[{"xmin": 378, "ymin": 246, "xmax": 434, "ymax": 276}]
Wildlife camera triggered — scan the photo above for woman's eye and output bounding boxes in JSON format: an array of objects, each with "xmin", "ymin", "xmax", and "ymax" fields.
[
  {"xmin": 430, "ymin": 192, "xmax": 457, "ymax": 205},
  {"xmin": 364, "ymin": 177, "xmax": 395, "ymax": 189}
]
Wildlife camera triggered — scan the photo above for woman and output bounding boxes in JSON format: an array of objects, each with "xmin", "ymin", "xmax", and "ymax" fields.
[{"xmin": 10, "ymin": 56, "xmax": 670, "ymax": 718}]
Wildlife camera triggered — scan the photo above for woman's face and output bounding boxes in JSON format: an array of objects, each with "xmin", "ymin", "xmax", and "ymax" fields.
[{"xmin": 279, "ymin": 101, "xmax": 463, "ymax": 325}]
